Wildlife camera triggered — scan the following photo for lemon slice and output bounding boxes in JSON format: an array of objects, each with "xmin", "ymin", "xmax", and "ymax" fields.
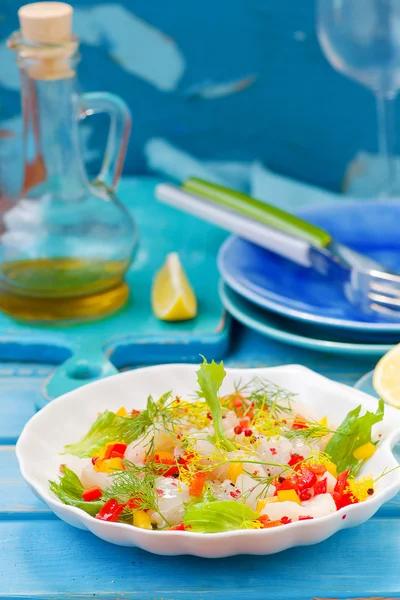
[
  {"xmin": 373, "ymin": 344, "xmax": 400, "ymax": 408},
  {"xmin": 152, "ymin": 252, "xmax": 197, "ymax": 321}
]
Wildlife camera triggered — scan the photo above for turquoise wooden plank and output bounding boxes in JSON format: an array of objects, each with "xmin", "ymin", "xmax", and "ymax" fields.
[
  {"xmin": 0, "ymin": 365, "xmax": 52, "ymax": 444},
  {"xmin": 0, "ymin": 448, "xmax": 50, "ymax": 517},
  {"xmin": 1, "ymin": 518, "xmax": 400, "ymax": 598},
  {"xmin": 0, "ymin": 177, "xmax": 229, "ymax": 402},
  {"xmin": 0, "ymin": 325, "xmax": 379, "ymax": 440}
]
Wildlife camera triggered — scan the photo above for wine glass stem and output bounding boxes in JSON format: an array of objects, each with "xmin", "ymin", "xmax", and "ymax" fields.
[{"xmin": 376, "ymin": 92, "xmax": 396, "ymax": 196}]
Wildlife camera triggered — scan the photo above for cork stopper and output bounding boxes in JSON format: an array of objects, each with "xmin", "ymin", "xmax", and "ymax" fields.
[
  {"xmin": 18, "ymin": 2, "xmax": 72, "ymax": 44},
  {"xmin": 16, "ymin": 2, "xmax": 76, "ymax": 80}
]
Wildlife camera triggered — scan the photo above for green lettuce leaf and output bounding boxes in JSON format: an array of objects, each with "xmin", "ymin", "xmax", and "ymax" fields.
[
  {"xmin": 64, "ymin": 399, "xmax": 165, "ymax": 458},
  {"xmin": 196, "ymin": 358, "xmax": 236, "ymax": 451},
  {"xmin": 49, "ymin": 466, "xmax": 105, "ymax": 516},
  {"xmin": 325, "ymin": 399, "xmax": 384, "ymax": 475},
  {"xmin": 64, "ymin": 411, "xmax": 131, "ymax": 457},
  {"xmin": 184, "ymin": 500, "xmax": 258, "ymax": 533}
]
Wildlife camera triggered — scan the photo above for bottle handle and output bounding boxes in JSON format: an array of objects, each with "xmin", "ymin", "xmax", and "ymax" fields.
[{"xmin": 80, "ymin": 92, "xmax": 131, "ymax": 191}]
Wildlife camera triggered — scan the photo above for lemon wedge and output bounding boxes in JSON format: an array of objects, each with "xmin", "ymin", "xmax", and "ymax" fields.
[
  {"xmin": 152, "ymin": 252, "xmax": 197, "ymax": 321},
  {"xmin": 373, "ymin": 344, "xmax": 400, "ymax": 408}
]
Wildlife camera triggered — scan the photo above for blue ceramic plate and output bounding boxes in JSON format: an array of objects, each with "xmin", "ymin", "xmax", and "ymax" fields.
[
  {"xmin": 218, "ymin": 199, "xmax": 400, "ymax": 335},
  {"xmin": 220, "ymin": 281, "xmax": 394, "ymax": 357}
]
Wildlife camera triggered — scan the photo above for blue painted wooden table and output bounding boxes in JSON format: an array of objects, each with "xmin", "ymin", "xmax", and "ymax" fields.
[{"xmin": 1, "ymin": 180, "xmax": 399, "ymax": 599}]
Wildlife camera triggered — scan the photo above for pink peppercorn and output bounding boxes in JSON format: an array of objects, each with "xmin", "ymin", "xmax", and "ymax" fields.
[
  {"xmin": 234, "ymin": 425, "xmax": 243, "ymax": 435},
  {"xmin": 244, "ymin": 428, "xmax": 253, "ymax": 437}
]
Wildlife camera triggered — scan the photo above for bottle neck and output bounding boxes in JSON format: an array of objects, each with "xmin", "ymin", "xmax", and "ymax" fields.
[{"xmin": 20, "ymin": 67, "xmax": 88, "ymax": 199}]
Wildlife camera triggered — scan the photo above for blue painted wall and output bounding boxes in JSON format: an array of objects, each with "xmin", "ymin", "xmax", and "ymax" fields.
[{"xmin": 0, "ymin": 1, "xmax": 389, "ymax": 191}]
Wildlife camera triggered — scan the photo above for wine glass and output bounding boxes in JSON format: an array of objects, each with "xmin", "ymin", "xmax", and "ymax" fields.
[{"xmin": 317, "ymin": 0, "xmax": 400, "ymax": 195}]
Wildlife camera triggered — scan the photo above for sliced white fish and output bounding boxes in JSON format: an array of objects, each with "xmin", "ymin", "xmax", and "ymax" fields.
[
  {"xmin": 236, "ymin": 473, "xmax": 263, "ymax": 510},
  {"xmin": 261, "ymin": 500, "xmax": 305, "ymax": 522},
  {"xmin": 254, "ymin": 436, "xmax": 293, "ymax": 475},
  {"xmin": 301, "ymin": 493, "xmax": 336, "ymax": 518},
  {"xmin": 222, "ymin": 411, "xmax": 240, "ymax": 431},
  {"xmin": 125, "ymin": 435, "xmax": 151, "ymax": 464},
  {"xmin": 153, "ymin": 477, "xmax": 189, "ymax": 527},
  {"xmin": 80, "ymin": 464, "xmax": 112, "ymax": 490},
  {"xmin": 319, "ymin": 471, "xmax": 337, "ymax": 493}
]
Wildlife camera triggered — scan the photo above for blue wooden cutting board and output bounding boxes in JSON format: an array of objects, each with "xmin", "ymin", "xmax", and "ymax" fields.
[{"xmin": 0, "ymin": 177, "xmax": 230, "ymax": 404}]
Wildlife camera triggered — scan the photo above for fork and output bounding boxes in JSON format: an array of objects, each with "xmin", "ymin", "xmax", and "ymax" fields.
[{"xmin": 155, "ymin": 177, "xmax": 400, "ymax": 320}]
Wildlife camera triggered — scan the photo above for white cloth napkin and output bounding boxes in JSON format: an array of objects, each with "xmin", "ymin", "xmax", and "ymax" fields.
[{"xmin": 145, "ymin": 138, "xmax": 399, "ymax": 211}]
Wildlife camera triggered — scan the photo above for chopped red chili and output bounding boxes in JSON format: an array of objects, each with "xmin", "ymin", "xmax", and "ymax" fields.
[
  {"xmin": 82, "ymin": 486, "xmax": 103, "ymax": 502},
  {"xmin": 96, "ymin": 498, "xmax": 125, "ymax": 522},
  {"xmin": 313, "ymin": 477, "xmax": 327, "ymax": 496},
  {"xmin": 104, "ymin": 443, "xmax": 127, "ymax": 460},
  {"xmin": 288, "ymin": 453, "xmax": 304, "ymax": 467}
]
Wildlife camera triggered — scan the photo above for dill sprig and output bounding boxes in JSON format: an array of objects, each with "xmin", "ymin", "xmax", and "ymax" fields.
[
  {"xmin": 104, "ymin": 461, "xmax": 160, "ymax": 513},
  {"xmin": 65, "ymin": 391, "xmax": 181, "ymax": 459},
  {"xmin": 282, "ymin": 422, "xmax": 333, "ymax": 442},
  {"xmin": 374, "ymin": 464, "xmax": 400, "ymax": 484},
  {"xmin": 233, "ymin": 377, "xmax": 295, "ymax": 417}
]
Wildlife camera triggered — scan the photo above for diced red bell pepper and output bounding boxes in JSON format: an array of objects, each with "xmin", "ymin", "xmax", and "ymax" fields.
[
  {"xmin": 257, "ymin": 515, "xmax": 282, "ymax": 528},
  {"xmin": 95, "ymin": 498, "xmax": 125, "ymax": 522},
  {"xmin": 292, "ymin": 415, "xmax": 308, "ymax": 430},
  {"xmin": 281, "ymin": 516, "xmax": 292, "ymax": 524},
  {"xmin": 239, "ymin": 416, "xmax": 251, "ymax": 429},
  {"xmin": 82, "ymin": 486, "xmax": 103, "ymax": 502},
  {"xmin": 104, "ymin": 443, "xmax": 127, "ymax": 460},
  {"xmin": 313, "ymin": 477, "xmax": 327, "ymax": 496},
  {"xmin": 189, "ymin": 472, "xmax": 206, "ymax": 497},
  {"xmin": 307, "ymin": 463, "xmax": 327, "ymax": 475},
  {"xmin": 288, "ymin": 453, "xmax": 304, "ymax": 467},
  {"xmin": 126, "ymin": 497, "xmax": 141, "ymax": 511},
  {"xmin": 178, "ymin": 452, "xmax": 194, "ymax": 470},
  {"xmin": 299, "ymin": 488, "xmax": 313, "ymax": 501},
  {"xmin": 332, "ymin": 470, "xmax": 359, "ymax": 510},
  {"xmin": 166, "ymin": 522, "xmax": 186, "ymax": 531},
  {"xmin": 295, "ymin": 468, "xmax": 317, "ymax": 492},
  {"xmin": 299, "ymin": 515, "xmax": 313, "ymax": 521},
  {"xmin": 334, "ymin": 470, "xmax": 350, "ymax": 494},
  {"xmin": 131, "ymin": 409, "xmax": 141, "ymax": 417},
  {"xmin": 331, "ymin": 491, "xmax": 356, "ymax": 510},
  {"xmin": 153, "ymin": 451, "xmax": 179, "ymax": 478},
  {"xmin": 274, "ymin": 478, "xmax": 296, "ymax": 494}
]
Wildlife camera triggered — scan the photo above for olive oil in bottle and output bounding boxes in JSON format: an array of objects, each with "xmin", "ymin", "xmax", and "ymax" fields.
[
  {"xmin": 0, "ymin": 258, "xmax": 131, "ymax": 323},
  {"xmin": 3, "ymin": 3, "xmax": 137, "ymax": 324}
]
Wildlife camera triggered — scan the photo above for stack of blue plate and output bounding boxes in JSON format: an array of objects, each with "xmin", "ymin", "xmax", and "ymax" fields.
[{"xmin": 218, "ymin": 200, "xmax": 400, "ymax": 359}]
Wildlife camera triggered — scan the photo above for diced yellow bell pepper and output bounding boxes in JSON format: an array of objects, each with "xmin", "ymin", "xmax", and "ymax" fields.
[
  {"xmin": 227, "ymin": 463, "xmax": 244, "ymax": 484},
  {"xmin": 94, "ymin": 457, "xmax": 124, "ymax": 473},
  {"xmin": 133, "ymin": 510, "xmax": 152, "ymax": 530},
  {"xmin": 257, "ymin": 497, "xmax": 279, "ymax": 512},
  {"xmin": 116, "ymin": 406, "xmax": 127, "ymax": 417},
  {"xmin": 325, "ymin": 461, "xmax": 337, "ymax": 478},
  {"xmin": 347, "ymin": 476, "xmax": 374, "ymax": 502},
  {"xmin": 319, "ymin": 416, "xmax": 328, "ymax": 427},
  {"xmin": 277, "ymin": 489, "xmax": 301, "ymax": 505},
  {"xmin": 353, "ymin": 442, "xmax": 376, "ymax": 461}
]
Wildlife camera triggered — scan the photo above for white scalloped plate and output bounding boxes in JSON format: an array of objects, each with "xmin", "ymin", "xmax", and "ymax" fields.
[{"xmin": 16, "ymin": 364, "xmax": 400, "ymax": 558}]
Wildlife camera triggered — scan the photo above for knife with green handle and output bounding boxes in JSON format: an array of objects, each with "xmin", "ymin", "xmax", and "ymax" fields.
[
  {"xmin": 156, "ymin": 177, "xmax": 400, "ymax": 318},
  {"xmin": 183, "ymin": 177, "xmax": 332, "ymax": 249}
]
